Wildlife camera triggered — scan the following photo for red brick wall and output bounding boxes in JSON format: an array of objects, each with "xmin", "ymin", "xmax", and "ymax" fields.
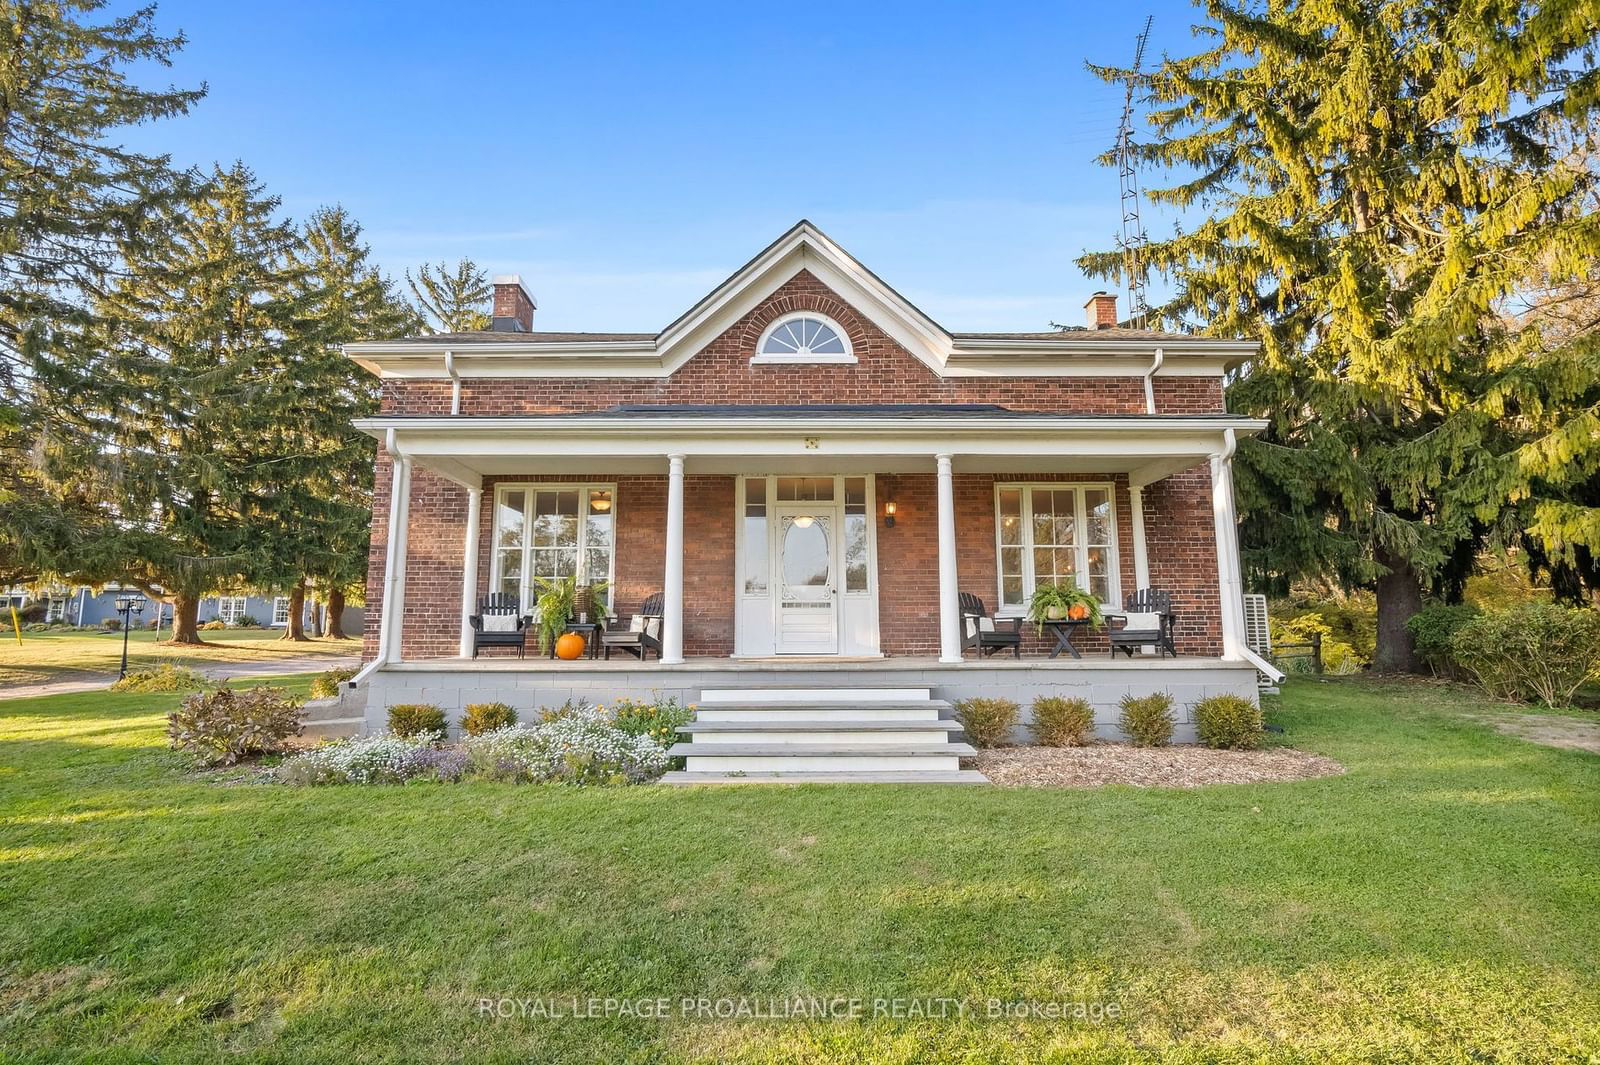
[
  {"xmin": 1140, "ymin": 467, "xmax": 1223, "ymax": 654},
  {"xmin": 379, "ymin": 271, "xmax": 1225, "ymax": 417}
]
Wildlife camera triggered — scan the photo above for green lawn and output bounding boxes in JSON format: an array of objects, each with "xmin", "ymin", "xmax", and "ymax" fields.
[
  {"xmin": 0, "ymin": 628, "xmax": 360, "ymax": 686},
  {"xmin": 1, "ymin": 677, "xmax": 1596, "ymax": 1063}
]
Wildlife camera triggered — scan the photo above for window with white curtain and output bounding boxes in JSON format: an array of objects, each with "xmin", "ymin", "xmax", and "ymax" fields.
[{"xmin": 994, "ymin": 483, "xmax": 1119, "ymax": 611}]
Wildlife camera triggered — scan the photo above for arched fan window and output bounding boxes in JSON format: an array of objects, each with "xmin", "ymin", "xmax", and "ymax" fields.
[{"xmin": 753, "ymin": 312, "xmax": 856, "ymax": 364}]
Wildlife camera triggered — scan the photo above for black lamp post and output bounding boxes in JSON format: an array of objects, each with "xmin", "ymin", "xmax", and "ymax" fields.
[{"xmin": 114, "ymin": 594, "xmax": 146, "ymax": 679}]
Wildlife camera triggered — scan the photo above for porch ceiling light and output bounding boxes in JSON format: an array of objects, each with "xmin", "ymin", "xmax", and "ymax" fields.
[
  {"xmin": 590, "ymin": 494, "xmax": 612, "ymax": 512},
  {"xmin": 792, "ymin": 515, "xmax": 815, "ymax": 528},
  {"xmin": 884, "ymin": 501, "xmax": 897, "ymax": 528}
]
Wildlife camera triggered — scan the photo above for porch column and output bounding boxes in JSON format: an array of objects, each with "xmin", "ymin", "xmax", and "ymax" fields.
[
  {"xmin": 379, "ymin": 448, "xmax": 412, "ymax": 665},
  {"xmin": 457, "ymin": 484, "xmax": 482, "ymax": 658},
  {"xmin": 935, "ymin": 453, "xmax": 962, "ymax": 664},
  {"xmin": 661, "ymin": 453, "xmax": 686, "ymax": 664},
  {"xmin": 1210, "ymin": 429, "xmax": 1246, "ymax": 659},
  {"xmin": 1128, "ymin": 483, "xmax": 1150, "ymax": 591}
]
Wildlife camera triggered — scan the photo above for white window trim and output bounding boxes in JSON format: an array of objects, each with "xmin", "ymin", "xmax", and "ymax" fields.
[
  {"xmin": 993, "ymin": 482, "xmax": 1121, "ymax": 615},
  {"xmin": 216, "ymin": 596, "xmax": 248, "ymax": 625},
  {"xmin": 489, "ymin": 483, "xmax": 619, "ymax": 616},
  {"xmin": 271, "ymin": 596, "xmax": 290, "ymax": 626},
  {"xmin": 750, "ymin": 311, "xmax": 857, "ymax": 365}
]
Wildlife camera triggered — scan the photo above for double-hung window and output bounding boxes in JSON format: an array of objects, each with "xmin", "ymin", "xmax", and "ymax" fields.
[
  {"xmin": 492, "ymin": 485, "xmax": 616, "ymax": 614},
  {"xmin": 216, "ymin": 596, "xmax": 248, "ymax": 625},
  {"xmin": 994, "ymin": 483, "xmax": 1119, "ymax": 612},
  {"xmin": 272, "ymin": 597, "xmax": 290, "ymax": 626}
]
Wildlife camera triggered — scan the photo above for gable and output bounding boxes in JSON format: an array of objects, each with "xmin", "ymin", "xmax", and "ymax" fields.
[{"xmin": 345, "ymin": 220, "xmax": 1258, "ymax": 384}]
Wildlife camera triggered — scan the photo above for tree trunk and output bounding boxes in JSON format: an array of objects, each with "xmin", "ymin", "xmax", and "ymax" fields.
[
  {"xmin": 309, "ymin": 600, "xmax": 324, "ymax": 638},
  {"xmin": 1373, "ymin": 545, "xmax": 1423, "ymax": 673},
  {"xmin": 326, "ymin": 588, "xmax": 348, "ymax": 640},
  {"xmin": 279, "ymin": 581, "xmax": 310, "ymax": 641},
  {"xmin": 170, "ymin": 593, "xmax": 204, "ymax": 645}
]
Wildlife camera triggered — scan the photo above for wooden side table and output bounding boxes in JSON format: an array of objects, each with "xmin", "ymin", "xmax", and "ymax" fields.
[{"xmin": 1042, "ymin": 618, "xmax": 1090, "ymax": 659}]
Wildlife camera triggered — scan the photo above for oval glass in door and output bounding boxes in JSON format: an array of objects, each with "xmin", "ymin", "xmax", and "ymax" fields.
[{"xmin": 782, "ymin": 516, "xmax": 830, "ymax": 590}]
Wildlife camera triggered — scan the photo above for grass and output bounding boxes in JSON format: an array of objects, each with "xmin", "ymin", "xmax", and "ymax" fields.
[
  {"xmin": 0, "ymin": 676, "xmax": 1596, "ymax": 1063},
  {"xmin": 0, "ymin": 628, "xmax": 359, "ymax": 686}
]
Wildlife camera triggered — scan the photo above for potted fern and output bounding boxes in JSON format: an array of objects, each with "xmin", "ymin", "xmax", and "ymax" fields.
[
  {"xmin": 533, "ymin": 575, "xmax": 578, "ymax": 655},
  {"xmin": 1027, "ymin": 582, "xmax": 1103, "ymax": 633}
]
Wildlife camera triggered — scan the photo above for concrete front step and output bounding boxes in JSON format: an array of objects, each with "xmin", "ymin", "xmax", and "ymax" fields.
[
  {"xmin": 677, "ymin": 741, "xmax": 973, "ymax": 774},
  {"xmin": 698, "ymin": 686, "xmax": 932, "ymax": 704},
  {"xmin": 683, "ymin": 721, "xmax": 962, "ymax": 745},
  {"xmin": 660, "ymin": 770, "xmax": 990, "ymax": 786},
  {"xmin": 301, "ymin": 717, "xmax": 361, "ymax": 739},
  {"xmin": 697, "ymin": 701, "xmax": 948, "ymax": 722}
]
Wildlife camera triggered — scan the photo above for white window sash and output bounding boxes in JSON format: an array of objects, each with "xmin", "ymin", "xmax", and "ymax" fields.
[
  {"xmin": 490, "ymin": 483, "xmax": 618, "ymax": 615},
  {"xmin": 993, "ymin": 482, "xmax": 1120, "ymax": 614}
]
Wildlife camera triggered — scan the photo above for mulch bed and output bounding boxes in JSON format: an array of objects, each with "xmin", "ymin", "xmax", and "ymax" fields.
[{"xmin": 973, "ymin": 744, "xmax": 1345, "ymax": 789}]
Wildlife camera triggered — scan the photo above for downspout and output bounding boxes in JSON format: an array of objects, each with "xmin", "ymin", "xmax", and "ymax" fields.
[
  {"xmin": 1142, "ymin": 347, "xmax": 1164, "ymax": 415},
  {"xmin": 1220, "ymin": 423, "xmax": 1283, "ymax": 684},
  {"xmin": 351, "ymin": 428, "xmax": 406, "ymax": 689},
  {"xmin": 444, "ymin": 350, "xmax": 461, "ymax": 415}
]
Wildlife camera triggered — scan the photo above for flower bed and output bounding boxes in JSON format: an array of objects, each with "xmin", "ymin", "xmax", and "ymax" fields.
[{"xmin": 276, "ymin": 700, "xmax": 686, "ymax": 787}]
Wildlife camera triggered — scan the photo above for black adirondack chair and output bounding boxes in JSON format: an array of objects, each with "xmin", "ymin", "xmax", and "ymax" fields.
[
  {"xmin": 1105, "ymin": 587, "xmax": 1178, "ymax": 658},
  {"xmin": 600, "ymin": 593, "xmax": 664, "ymax": 660},
  {"xmin": 468, "ymin": 593, "xmax": 529, "ymax": 658},
  {"xmin": 959, "ymin": 592, "xmax": 1022, "ymax": 658}
]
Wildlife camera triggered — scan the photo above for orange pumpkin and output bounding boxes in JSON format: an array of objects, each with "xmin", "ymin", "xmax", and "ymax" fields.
[
  {"xmin": 1067, "ymin": 603, "xmax": 1090, "ymax": 621},
  {"xmin": 554, "ymin": 631, "xmax": 586, "ymax": 660}
]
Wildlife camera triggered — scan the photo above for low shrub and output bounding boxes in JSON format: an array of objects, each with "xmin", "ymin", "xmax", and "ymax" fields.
[
  {"xmin": 954, "ymin": 697, "xmax": 1020, "ymax": 748},
  {"xmin": 462, "ymin": 701, "xmax": 518, "ymax": 736},
  {"xmin": 1405, "ymin": 604, "xmax": 1481, "ymax": 677},
  {"xmin": 610, "ymin": 696, "xmax": 696, "ymax": 749},
  {"xmin": 1193, "ymin": 694, "xmax": 1264, "ymax": 750},
  {"xmin": 463, "ymin": 708, "xmax": 669, "ymax": 785},
  {"xmin": 387, "ymin": 703, "xmax": 446, "ymax": 737},
  {"xmin": 382, "ymin": 700, "xmax": 441, "ymax": 735},
  {"xmin": 111, "ymin": 663, "xmax": 208, "ymax": 693},
  {"xmin": 1452, "ymin": 603, "xmax": 1600, "ymax": 707},
  {"xmin": 309, "ymin": 667, "xmax": 358, "ymax": 700},
  {"xmin": 236, "ymin": 615, "xmax": 261, "ymax": 629},
  {"xmin": 277, "ymin": 731, "xmax": 441, "ymax": 785},
  {"xmin": 1029, "ymin": 695, "xmax": 1095, "ymax": 747},
  {"xmin": 1118, "ymin": 692, "xmax": 1175, "ymax": 747},
  {"xmin": 168, "ymin": 684, "xmax": 303, "ymax": 766},
  {"xmin": 198, "ymin": 619, "xmax": 227, "ymax": 631},
  {"xmin": 102, "ymin": 618, "xmax": 121, "ymax": 631}
]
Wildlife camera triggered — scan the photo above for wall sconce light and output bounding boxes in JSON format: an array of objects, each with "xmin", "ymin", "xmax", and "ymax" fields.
[{"xmin": 883, "ymin": 501, "xmax": 897, "ymax": 528}]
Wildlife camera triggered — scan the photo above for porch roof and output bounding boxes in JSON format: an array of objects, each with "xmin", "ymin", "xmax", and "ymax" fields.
[{"xmin": 354, "ymin": 408, "xmax": 1266, "ymax": 487}]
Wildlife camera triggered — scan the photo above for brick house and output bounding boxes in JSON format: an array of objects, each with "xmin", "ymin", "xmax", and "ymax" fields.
[{"xmin": 339, "ymin": 221, "xmax": 1278, "ymax": 780}]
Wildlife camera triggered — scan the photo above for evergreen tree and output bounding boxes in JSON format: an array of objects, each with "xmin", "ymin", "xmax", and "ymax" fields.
[
  {"xmin": 42, "ymin": 163, "xmax": 306, "ymax": 642},
  {"xmin": 1080, "ymin": 0, "xmax": 1600, "ymax": 670},
  {"xmin": 275, "ymin": 206, "xmax": 419, "ymax": 639},
  {"xmin": 0, "ymin": 0, "xmax": 202, "ymax": 580},
  {"xmin": 405, "ymin": 259, "xmax": 491, "ymax": 332}
]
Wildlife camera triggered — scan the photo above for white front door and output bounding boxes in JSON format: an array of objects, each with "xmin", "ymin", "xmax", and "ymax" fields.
[{"xmin": 774, "ymin": 503, "xmax": 839, "ymax": 654}]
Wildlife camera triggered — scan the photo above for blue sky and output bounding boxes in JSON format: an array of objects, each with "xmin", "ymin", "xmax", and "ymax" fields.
[{"xmin": 124, "ymin": 0, "xmax": 1207, "ymax": 332}]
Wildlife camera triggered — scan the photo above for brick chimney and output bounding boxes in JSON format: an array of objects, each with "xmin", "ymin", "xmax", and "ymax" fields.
[
  {"xmin": 491, "ymin": 275, "xmax": 536, "ymax": 332},
  {"xmin": 1085, "ymin": 291, "xmax": 1119, "ymax": 330}
]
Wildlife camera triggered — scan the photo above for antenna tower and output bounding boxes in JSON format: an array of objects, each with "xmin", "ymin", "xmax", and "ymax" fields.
[{"xmin": 1115, "ymin": 15, "xmax": 1154, "ymax": 328}]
